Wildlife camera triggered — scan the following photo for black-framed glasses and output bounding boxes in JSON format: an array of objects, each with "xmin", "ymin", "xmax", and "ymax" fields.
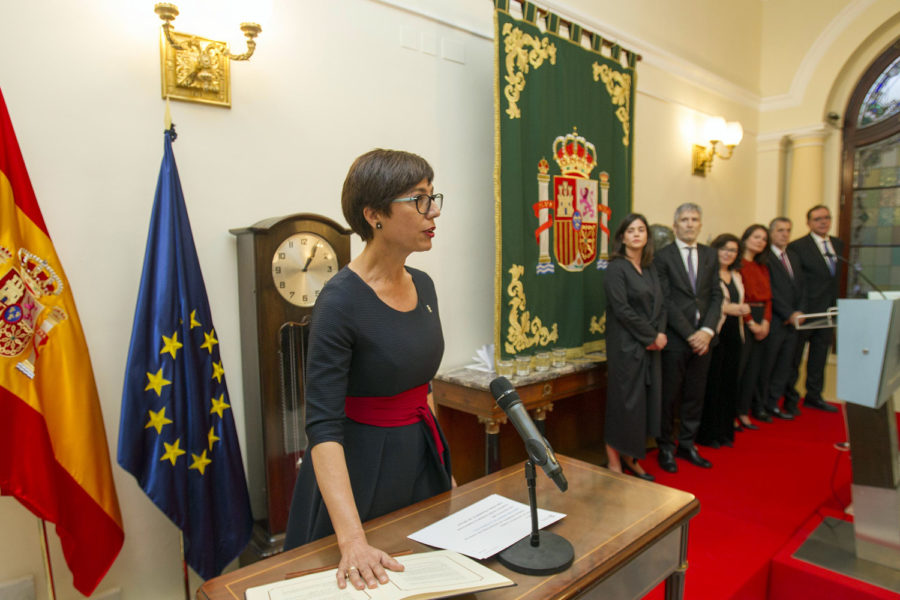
[{"xmin": 392, "ymin": 193, "xmax": 443, "ymax": 215}]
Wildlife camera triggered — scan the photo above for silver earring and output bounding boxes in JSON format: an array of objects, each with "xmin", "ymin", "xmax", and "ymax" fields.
[{"xmin": 375, "ymin": 222, "xmax": 382, "ymax": 229}]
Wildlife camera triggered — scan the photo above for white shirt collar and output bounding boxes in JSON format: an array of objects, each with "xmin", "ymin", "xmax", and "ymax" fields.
[
  {"xmin": 810, "ymin": 231, "xmax": 830, "ymax": 245},
  {"xmin": 675, "ymin": 238, "xmax": 696, "ymax": 250}
]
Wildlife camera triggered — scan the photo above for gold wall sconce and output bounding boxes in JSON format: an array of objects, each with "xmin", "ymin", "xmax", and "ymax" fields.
[
  {"xmin": 155, "ymin": 2, "xmax": 262, "ymax": 108},
  {"xmin": 692, "ymin": 116, "xmax": 743, "ymax": 176}
]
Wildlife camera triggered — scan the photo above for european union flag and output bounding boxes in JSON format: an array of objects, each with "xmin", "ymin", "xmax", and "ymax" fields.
[{"xmin": 118, "ymin": 128, "xmax": 252, "ymax": 579}]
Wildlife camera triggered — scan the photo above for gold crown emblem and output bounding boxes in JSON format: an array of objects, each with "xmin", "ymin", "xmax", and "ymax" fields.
[
  {"xmin": 552, "ymin": 128, "xmax": 596, "ymax": 178},
  {"xmin": 18, "ymin": 248, "xmax": 63, "ymax": 297},
  {"xmin": 537, "ymin": 158, "xmax": 550, "ymax": 175}
]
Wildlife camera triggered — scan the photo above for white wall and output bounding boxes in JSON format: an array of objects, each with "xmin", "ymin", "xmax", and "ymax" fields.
[{"xmin": 0, "ymin": 0, "xmax": 888, "ymax": 597}]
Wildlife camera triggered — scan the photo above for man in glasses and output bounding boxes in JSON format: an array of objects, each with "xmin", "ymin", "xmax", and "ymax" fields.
[{"xmin": 786, "ymin": 205, "xmax": 842, "ymax": 413}]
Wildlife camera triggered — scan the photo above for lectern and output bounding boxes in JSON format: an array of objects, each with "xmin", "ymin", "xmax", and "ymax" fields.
[{"xmin": 837, "ymin": 297, "xmax": 900, "ymax": 569}]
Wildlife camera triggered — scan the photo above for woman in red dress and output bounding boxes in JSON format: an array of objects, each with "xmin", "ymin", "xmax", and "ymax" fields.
[{"xmin": 735, "ymin": 224, "xmax": 773, "ymax": 429}]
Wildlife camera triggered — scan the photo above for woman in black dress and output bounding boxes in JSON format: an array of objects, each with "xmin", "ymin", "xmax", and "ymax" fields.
[
  {"xmin": 284, "ymin": 150, "xmax": 452, "ymax": 591},
  {"xmin": 697, "ymin": 234, "xmax": 751, "ymax": 446},
  {"xmin": 603, "ymin": 213, "xmax": 667, "ymax": 481}
]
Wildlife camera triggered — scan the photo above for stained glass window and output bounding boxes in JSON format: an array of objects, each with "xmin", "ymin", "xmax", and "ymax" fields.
[
  {"xmin": 849, "ymin": 130, "xmax": 900, "ymax": 293},
  {"xmin": 858, "ymin": 55, "xmax": 900, "ymax": 128}
]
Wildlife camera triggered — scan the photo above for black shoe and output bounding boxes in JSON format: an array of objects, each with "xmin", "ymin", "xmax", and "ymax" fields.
[
  {"xmin": 719, "ymin": 438, "xmax": 734, "ymax": 448},
  {"xmin": 770, "ymin": 407, "xmax": 794, "ymax": 420},
  {"xmin": 697, "ymin": 439, "xmax": 720, "ymax": 449},
  {"xmin": 622, "ymin": 461, "xmax": 655, "ymax": 482},
  {"xmin": 738, "ymin": 418, "xmax": 759, "ymax": 431},
  {"xmin": 804, "ymin": 397, "xmax": 838, "ymax": 413},
  {"xmin": 676, "ymin": 446, "xmax": 712, "ymax": 468},
  {"xmin": 657, "ymin": 449, "xmax": 677, "ymax": 473},
  {"xmin": 784, "ymin": 404, "xmax": 802, "ymax": 416},
  {"xmin": 734, "ymin": 421, "xmax": 744, "ymax": 432},
  {"xmin": 752, "ymin": 410, "xmax": 773, "ymax": 423}
]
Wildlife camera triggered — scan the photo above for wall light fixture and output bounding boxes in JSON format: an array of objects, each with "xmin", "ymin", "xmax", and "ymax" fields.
[
  {"xmin": 692, "ymin": 116, "xmax": 743, "ymax": 176},
  {"xmin": 154, "ymin": 2, "xmax": 262, "ymax": 108}
]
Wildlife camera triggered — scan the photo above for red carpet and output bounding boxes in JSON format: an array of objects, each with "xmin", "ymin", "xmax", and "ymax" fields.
[
  {"xmin": 768, "ymin": 508, "xmax": 900, "ymax": 600},
  {"xmin": 640, "ymin": 404, "xmax": 856, "ymax": 599}
]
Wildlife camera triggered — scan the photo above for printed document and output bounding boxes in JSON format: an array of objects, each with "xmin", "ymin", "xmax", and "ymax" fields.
[
  {"xmin": 243, "ymin": 550, "xmax": 513, "ymax": 600},
  {"xmin": 407, "ymin": 494, "xmax": 565, "ymax": 559}
]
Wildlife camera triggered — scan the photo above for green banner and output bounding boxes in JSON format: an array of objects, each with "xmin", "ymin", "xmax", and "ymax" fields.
[{"xmin": 493, "ymin": 4, "xmax": 636, "ymax": 360}]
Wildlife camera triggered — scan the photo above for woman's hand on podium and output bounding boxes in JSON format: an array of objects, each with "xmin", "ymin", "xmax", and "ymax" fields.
[{"xmin": 337, "ymin": 534, "xmax": 404, "ymax": 590}]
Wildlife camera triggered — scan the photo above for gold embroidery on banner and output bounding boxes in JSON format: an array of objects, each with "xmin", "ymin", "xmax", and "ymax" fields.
[
  {"xmin": 502, "ymin": 23, "xmax": 557, "ymax": 119},
  {"xmin": 505, "ymin": 264, "xmax": 559, "ymax": 353},
  {"xmin": 589, "ymin": 312, "xmax": 606, "ymax": 334},
  {"xmin": 592, "ymin": 63, "xmax": 631, "ymax": 146}
]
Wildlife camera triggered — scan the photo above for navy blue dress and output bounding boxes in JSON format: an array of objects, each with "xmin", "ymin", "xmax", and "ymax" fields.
[{"xmin": 284, "ymin": 266, "xmax": 452, "ymax": 550}]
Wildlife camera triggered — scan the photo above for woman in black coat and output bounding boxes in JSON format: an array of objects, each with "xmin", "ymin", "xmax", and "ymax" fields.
[{"xmin": 603, "ymin": 213, "xmax": 667, "ymax": 481}]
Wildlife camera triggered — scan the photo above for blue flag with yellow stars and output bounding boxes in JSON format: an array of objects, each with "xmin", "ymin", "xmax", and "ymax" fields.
[{"xmin": 118, "ymin": 128, "xmax": 252, "ymax": 579}]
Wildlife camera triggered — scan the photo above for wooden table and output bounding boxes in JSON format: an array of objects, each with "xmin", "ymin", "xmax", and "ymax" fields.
[
  {"xmin": 198, "ymin": 455, "xmax": 698, "ymax": 600},
  {"xmin": 433, "ymin": 362, "xmax": 606, "ymax": 482}
]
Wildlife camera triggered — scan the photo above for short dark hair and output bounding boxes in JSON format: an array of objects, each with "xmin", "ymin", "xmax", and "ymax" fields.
[
  {"xmin": 806, "ymin": 205, "xmax": 830, "ymax": 221},
  {"xmin": 741, "ymin": 224, "xmax": 771, "ymax": 264},
  {"xmin": 769, "ymin": 216, "xmax": 791, "ymax": 230},
  {"xmin": 610, "ymin": 213, "xmax": 654, "ymax": 267},
  {"xmin": 341, "ymin": 149, "xmax": 434, "ymax": 241},
  {"xmin": 710, "ymin": 234, "xmax": 742, "ymax": 271}
]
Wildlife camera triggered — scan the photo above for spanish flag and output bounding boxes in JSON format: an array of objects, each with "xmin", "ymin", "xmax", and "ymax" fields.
[{"xmin": 0, "ymin": 88, "xmax": 123, "ymax": 595}]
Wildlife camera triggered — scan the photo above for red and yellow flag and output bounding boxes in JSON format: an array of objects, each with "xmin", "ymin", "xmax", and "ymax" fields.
[{"xmin": 0, "ymin": 88, "xmax": 123, "ymax": 595}]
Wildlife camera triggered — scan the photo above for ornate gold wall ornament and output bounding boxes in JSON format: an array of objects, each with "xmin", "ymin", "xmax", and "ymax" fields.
[
  {"xmin": 504, "ymin": 264, "xmax": 559, "ymax": 353},
  {"xmin": 502, "ymin": 23, "xmax": 557, "ymax": 119},
  {"xmin": 159, "ymin": 29, "xmax": 232, "ymax": 107},
  {"xmin": 589, "ymin": 313, "xmax": 606, "ymax": 334},
  {"xmin": 155, "ymin": 3, "xmax": 261, "ymax": 108},
  {"xmin": 592, "ymin": 63, "xmax": 631, "ymax": 146}
]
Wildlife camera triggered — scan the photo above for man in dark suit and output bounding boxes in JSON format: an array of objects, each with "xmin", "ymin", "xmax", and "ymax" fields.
[
  {"xmin": 762, "ymin": 217, "xmax": 806, "ymax": 418},
  {"xmin": 654, "ymin": 203, "xmax": 723, "ymax": 472},
  {"xmin": 786, "ymin": 205, "xmax": 842, "ymax": 412}
]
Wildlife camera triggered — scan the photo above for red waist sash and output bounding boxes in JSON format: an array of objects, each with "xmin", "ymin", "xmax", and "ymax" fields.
[{"xmin": 345, "ymin": 383, "xmax": 444, "ymax": 464}]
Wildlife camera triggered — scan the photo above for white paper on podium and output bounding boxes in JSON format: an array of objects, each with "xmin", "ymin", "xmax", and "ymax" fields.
[{"xmin": 407, "ymin": 494, "xmax": 565, "ymax": 559}]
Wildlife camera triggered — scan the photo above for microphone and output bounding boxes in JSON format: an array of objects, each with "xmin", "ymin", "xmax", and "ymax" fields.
[
  {"xmin": 490, "ymin": 376, "xmax": 568, "ymax": 492},
  {"xmin": 826, "ymin": 250, "xmax": 888, "ymax": 299}
]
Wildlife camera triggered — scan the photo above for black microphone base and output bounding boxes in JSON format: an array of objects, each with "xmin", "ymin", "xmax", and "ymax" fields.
[{"xmin": 497, "ymin": 531, "xmax": 574, "ymax": 575}]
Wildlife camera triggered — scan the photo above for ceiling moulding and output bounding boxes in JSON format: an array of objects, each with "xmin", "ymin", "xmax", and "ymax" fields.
[
  {"xmin": 757, "ymin": 125, "xmax": 829, "ymax": 145},
  {"xmin": 372, "ymin": 0, "xmax": 761, "ymax": 108},
  {"xmin": 759, "ymin": 0, "xmax": 878, "ymax": 112}
]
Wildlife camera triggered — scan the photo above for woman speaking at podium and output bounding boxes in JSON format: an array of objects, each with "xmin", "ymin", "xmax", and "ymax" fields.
[
  {"xmin": 602, "ymin": 213, "xmax": 666, "ymax": 481},
  {"xmin": 284, "ymin": 149, "xmax": 452, "ymax": 590}
]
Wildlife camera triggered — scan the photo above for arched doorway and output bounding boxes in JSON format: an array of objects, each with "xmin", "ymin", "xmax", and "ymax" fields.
[{"xmin": 839, "ymin": 38, "xmax": 900, "ymax": 295}]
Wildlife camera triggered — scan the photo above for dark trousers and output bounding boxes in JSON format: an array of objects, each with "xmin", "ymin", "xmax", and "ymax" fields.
[
  {"xmin": 763, "ymin": 320, "xmax": 798, "ymax": 411},
  {"xmin": 658, "ymin": 345, "xmax": 712, "ymax": 452},
  {"xmin": 788, "ymin": 326, "xmax": 833, "ymax": 403},
  {"xmin": 738, "ymin": 333, "xmax": 768, "ymax": 415}
]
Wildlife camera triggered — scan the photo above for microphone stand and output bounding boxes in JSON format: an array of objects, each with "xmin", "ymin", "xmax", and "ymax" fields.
[
  {"xmin": 830, "ymin": 251, "xmax": 888, "ymax": 299},
  {"xmin": 497, "ymin": 460, "xmax": 574, "ymax": 575}
]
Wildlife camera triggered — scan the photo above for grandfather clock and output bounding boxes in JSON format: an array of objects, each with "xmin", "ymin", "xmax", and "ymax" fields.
[{"xmin": 230, "ymin": 213, "xmax": 351, "ymax": 561}]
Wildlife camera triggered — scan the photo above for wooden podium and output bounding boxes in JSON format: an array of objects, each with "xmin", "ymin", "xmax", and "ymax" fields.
[{"xmin": 198, "ymin": 455, "xmax": 698, "ymax": 600}]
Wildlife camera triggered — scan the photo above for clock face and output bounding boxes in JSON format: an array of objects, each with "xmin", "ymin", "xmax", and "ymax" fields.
[{"xmin": 271, "ymin": 232, "xmax": 339, "ymax": 307}]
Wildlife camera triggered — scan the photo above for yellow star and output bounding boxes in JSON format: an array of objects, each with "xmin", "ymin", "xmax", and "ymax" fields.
[
  {"xmin": 189, "ymin": 449, "xmax": 212, "ymax": 475},
  {"xmin": 160, "ymin": 330, "xmax": 183, "ymax": 359},
  {"xmin": 200, "ymin": 329, "xmax": 218, "ymax": 354},
  {"xmin": 211, "ymin": 360, "xmax": 225, "ymax": 383},
  {"xmin": 160, "ymin": 439, "xmax": 186, "ymax": 466},
  {"xmin": 144, "ymin": 368, "xmax": 171, "ymax": 397},
  {"xmin": 145, "ymin": 406, "xmax": 173, "ymax": 435},
  {"xmin": 189, "ymin": 309, "xmax": 201, "ymax": 329},
  {"xmin": 210, "ymin": 394, "xmax": 231, "ymax": 418},
  {"xmin": 208, "ymin": 426, "xmax": 220, "ymax": 450}
]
